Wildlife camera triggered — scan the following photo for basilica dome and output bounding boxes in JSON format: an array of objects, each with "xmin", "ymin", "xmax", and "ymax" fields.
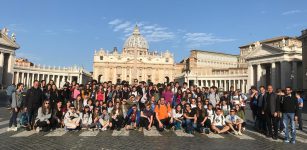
[{"xmin": 123, "ymin": 25, "xmax": 149, "ymax": 50}]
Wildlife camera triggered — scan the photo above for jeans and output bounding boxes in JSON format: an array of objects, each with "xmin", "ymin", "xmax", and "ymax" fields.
[
  {"xmin": 9, "ymin": 108, "xmax": 19, "ymax": 127},
  {"xmin": 173, "ymin": 120, "xmax": 182, "ymax": 130},
  {"xmin": 297, "ymin": 109, "xmax": 303, "ymax": 130},
  {"xmin": 283, "ymin": 113, "xmax": 296, "ymax": 141},
  {"xmin": 183, "ymin": 119, "xmax": 196, "ymax": 133}
]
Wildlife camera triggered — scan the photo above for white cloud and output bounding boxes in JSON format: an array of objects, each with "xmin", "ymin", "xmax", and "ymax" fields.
[
  {"xmin": 113, "ymin": 21, "xmax": 131, "ymax": 32},
  {"xmin": 183, "ymin": 32, "xmax": 235, "ymax": 48},
  {"xmin": 108, "ymin": 19, "xmax": 175, "ymax": 42},
  {"xmin": 282, "ymin": 10, "xmax": 302, "ymax": 15},
  {"xmin": 108, "ymin": 19, "xmax": 122, "ymax": 25}
]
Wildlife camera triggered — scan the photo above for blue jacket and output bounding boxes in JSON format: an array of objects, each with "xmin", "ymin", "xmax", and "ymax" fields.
[{"xmin": 126, "ymin": 108, "xmax": 140, "ymax": 125}]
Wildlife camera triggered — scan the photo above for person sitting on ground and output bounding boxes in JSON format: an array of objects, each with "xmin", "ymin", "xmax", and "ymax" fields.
[
  {"xmin": 80, "ymin": 105, "xmax": 93, "ymax": 129},
  {"xmin": 35, "ymin": 100, "xmax": 55, "ymax": 132},
  {"xmin": 139, "ymin": 102, "xmax": 154, "ymax": 131},
  {"xmin": 196, "ymin": 101, "xmax": 211, "ymax": 134},
  {"xmin": 234, "ymin": 104, "xmax": 246, "ymax": 131},
  {"xmin": 92, "ymin": 107, "xmax": 102, "ymax": 130},
  {"xmin": 211, "ymin": 108, "xmax": 230, "ymax": 134},
  {"xmin": 99, "ymin": 108, "xmax": 110, "ymax": 131},
  {"xmin": 110, "ymin": 101, "xmax": 124, "ymax": 131},
  {"xmin": 225, "ymin": 109, "xmax": 244, "ymax": 136},
  {"xmin": 52, "ymin": 101, "xmax": 65, "ymax": 129},
  {"xmin": 171, "ymin": 104, "xmax": 184, "ymax": 130},
  {"xmin": 125, "ymin": 104, "xmax": 140, "ymax": 130},
  {"xmin": 64, "ymin": 105, "xmax": 81, "ymax": 130},
  {"xmin": 155, "ymin": 97, "xmax": 172, "ymax": 132},
  {"xmin": 183, "ymin": 103, "xmax": 197, "ymax": 134}
]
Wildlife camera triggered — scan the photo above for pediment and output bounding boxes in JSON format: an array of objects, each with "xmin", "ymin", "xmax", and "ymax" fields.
[{"xmin": 244, "ymin": 44, "xmax": 284, "ymax": 60}]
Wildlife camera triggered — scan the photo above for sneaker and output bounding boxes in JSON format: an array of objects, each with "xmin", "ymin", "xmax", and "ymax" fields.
[
  {"xmin": 7, "ymin": 127, "xmax": 12, "ymax": 132},
  {"xmin": 242, "ymin": 127, "xmax": 246, "ymax": 132},
  {"xmin": 234, "ymin": 131, "xmax": 239, "ymax": 135},
  {"xmin": 238, "ymin": 131, "xmax": 243, "ymax": 136},
  {"xmin": 36, "ymin": 127, "xmax": 40, "ymax": 133},
  {"xmin": 12, "ymin": 127, "xmax": 18, "ymax": 132},
  {"xmin": 291, "ymin": 140, "xmax": 296, "ymax": 144},
  {"xmin": 102, "ymin": 127, "xmax": 107, "ymax": 131},
  {"xmin": 284, "ymin": 140, "xmax": 290, "ymax": 143}
]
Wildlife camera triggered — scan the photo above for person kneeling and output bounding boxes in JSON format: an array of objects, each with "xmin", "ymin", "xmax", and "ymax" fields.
[
  {"xmin": 225, "ymin": 109, "xmax": 243, "ymax": 136},
  {"xmin": 64, "ymin": 105, "xmax": 81, "ymax": 130},
  {"xmin": 125, "ymin": 104, "xmax": 140, "ymax": 130},
  {"xmin": 35, "ymin": 100, "xmax": 56, "ymax": 132},
  {"xmin": 211, "ymin": 108, "xmax": 230, "ymax": 134},
  {"xmin": 139, "ymin": 102, "xmax": 154, "ymax": 131}
]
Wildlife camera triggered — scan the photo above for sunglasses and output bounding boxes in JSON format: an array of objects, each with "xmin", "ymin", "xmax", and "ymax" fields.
[{"xmin": 45, "ymin": 103, "xmax": 49, "ymax": 104}]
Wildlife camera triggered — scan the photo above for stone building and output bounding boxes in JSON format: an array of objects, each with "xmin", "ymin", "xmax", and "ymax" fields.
[
  {"xmin": 243, "ymin": 36, "xmax": 303, "ymax": 90},
  {"xmin": 175, "ymin": 50, "xmax": 248, "ymax": 93},
  {"xmin": 13, "ymin": 58, "xmax": 92, "ymax": 88},
  {"xmin": 93, "ymin": 25, "xmax": 176, "ymax": 84},
  {"xmin": 0, "ymin": 28, "xmax": 19, "ymax": 88},
  {"xmin": 298, "ymin": 29, "xmax": 307, "ymax": 90}
]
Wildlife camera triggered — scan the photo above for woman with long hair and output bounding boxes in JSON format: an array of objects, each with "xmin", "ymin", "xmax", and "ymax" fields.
[
  {"xmin": 35, "ymin": 100, "xmax": 55, "ymax": 132},
  {"xmin": 7, "ymin": 83, "xmax": 24, "ymax": 132},
  {"xmin": 196, "ymin": 101, "xmax": 211, "ymax": 134},
  {"xmin": 111, "ymin": 101, "xmax": 124, "ymax": 130},
  {"xmin": 50, "ymin": 84, "xmax": 59, "ymax": 110},
  {"xmin": 171, "ymin": 104, "xmax": 184, "ymax": 130}
]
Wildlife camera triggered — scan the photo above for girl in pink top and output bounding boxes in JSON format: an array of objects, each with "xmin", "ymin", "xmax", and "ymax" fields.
[{"xmin": 162, "ymin": 85, "xmax": 174, "ymax": 105}]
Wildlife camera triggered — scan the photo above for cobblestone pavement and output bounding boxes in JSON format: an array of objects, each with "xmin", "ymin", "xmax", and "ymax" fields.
[
  {"xmin": 0, "ymin": 92, "xmax": 307, "ymax": 150},
  {"xmin": 0, "ymin": 107, "xmax": 306, "ymax": 150}
]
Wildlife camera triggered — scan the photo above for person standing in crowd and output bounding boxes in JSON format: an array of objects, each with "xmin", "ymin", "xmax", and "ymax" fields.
[
  {"xmin": 162, "ymin": 85, "xmax": 174, "ymax": 105},
  {"xmin": 296, "ymin": 92, "xmax": 303, "ymax": 131},
  {"xmin": 249, "ymin": 86, "xmax": 258, "ymax": 121},
  {"xmin": 155, "ymin": 97, "xmax": 171, "ymax": 132},
  {"xmin": 7, "ymin": 83, "xmax": 23, "ymax": 131},
  {"xmin": 281, "ymin": 87, "xmax": 297, "ymax": 144},
  {"xmin": 35, "ymin": 100, "xmax": 55, "ymax": 132},
  {"xmin": 256, "ymin": 86, "xmax": 266, "ymax": 134},
  {"xmin": 262, "ymin": 85, "xmax": 280, "ymax": 140},
  {"xmin": 209, "ymin": 87, "xmax": 220, "ymax": 108},
  {"xmin": 6, "ymin": 83, "xmax": 16, "ymax": 109},
  {"xmin": 25, "ymin": 80, "xmax": 44, "ymax": 131}
]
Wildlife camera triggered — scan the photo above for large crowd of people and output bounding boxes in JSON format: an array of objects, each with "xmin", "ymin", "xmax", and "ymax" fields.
[{"xmin": 5, "ymin": 79, "xmax": 304, "ymax": 144}]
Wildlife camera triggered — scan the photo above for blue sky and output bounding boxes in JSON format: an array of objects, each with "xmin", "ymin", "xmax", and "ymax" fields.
[{"xmin": 1, "ymin": 0, "xmax": 307, "ymax": 71}]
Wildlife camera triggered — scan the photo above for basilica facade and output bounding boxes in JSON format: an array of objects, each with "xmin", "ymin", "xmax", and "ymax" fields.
[{"xmin": 93, "ymin": 26, "xmax": 178, "ymax": 84}]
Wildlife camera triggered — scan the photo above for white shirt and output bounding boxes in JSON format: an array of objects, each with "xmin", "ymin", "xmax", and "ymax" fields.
[
  {"xmin": 212, "ymin": 114, "xmax": 225, "ymax": 126},
  {"xmin": 172, "ymin": 109, "xmax": 183, "ymax": 119}
]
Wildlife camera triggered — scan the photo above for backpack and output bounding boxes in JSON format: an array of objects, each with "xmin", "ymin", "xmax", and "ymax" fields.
[{"xmin": 19, "ymin": 112, "xmax": 28, "ymax": 126}]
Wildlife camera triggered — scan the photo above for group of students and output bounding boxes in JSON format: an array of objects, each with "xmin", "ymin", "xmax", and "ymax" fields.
[
  {"xmin": 249, "ymin": 85, "xmax": 304, "ymax": 144},
  {"xmin": 4, "ymin": 79, "xmax": 274, "ymax": 138}
]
